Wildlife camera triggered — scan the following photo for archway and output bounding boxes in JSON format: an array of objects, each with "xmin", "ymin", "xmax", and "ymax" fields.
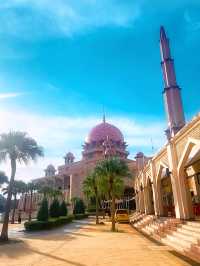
[
  {"xmin": 178, "ymin": 138, "xmax": 200, "ymax": 219},
  {"xmin": 139, "ymin": 184, "xmax": 145, "ymax": 213},
  {"xmin": 124, "ymin": 187, "xmax": 135, "ymax": 211},
  {"xmin": 145, "ymin": 178, "xmax": 155, "ymax": 214},
  {"xmin": 157, "ymin": 164, "xmax": 175, "ymax": 217}
]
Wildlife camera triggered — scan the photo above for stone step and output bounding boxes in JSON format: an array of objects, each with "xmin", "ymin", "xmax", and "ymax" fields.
[
  {"xmin": 141, "ymin": 227, "xmax": 152, "ymax": 235},
  {"xmin": 191, "ymin": 244, "xmax": 200, "ymax": 254},
  {"xmin": 166, "ymin": 234, "xmax": 192, "ymax": 249},
  {"xmin": 181, "ymin": 224, "xmax": 200, "ymax": 233},
  {"xmin": 184, "ymin": 249, "xmax": 200, "ymax": 263},
  {"xmin": 171, "ymin": 231, "xmax": 198, "ymax": 243},
  {"xmin": 144, "ymin": 226, "xmax": 155, "ymax": 233},
  {"xmin": 149, "ymin": 224, "xmax": 160, "ymax": 230},
  {"xmin": 186, "ymin": 221, "xmax": 200, "ymax": 228},
  {"xmin": 177, "ymin": 227, "xmax": 200, "ymax": 239},
  {"xmin": 161, "ymin": 238, "xmax": 184, "ymax": 252}
]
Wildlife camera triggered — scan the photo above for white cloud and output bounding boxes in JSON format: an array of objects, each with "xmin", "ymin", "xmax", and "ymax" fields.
[
  {"xmin": 0, "ymin": 0, "xmax": 140, "ymax": 39},
  {"xmin": 0, "ymin": 92, "xmax": 22, "ymax": 99},
  {"xmin": 0, "ymin": 108, "xmax": 165, "ymax": 181}
]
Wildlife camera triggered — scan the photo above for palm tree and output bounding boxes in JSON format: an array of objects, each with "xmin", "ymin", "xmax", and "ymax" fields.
[
  {"xmin": 96, "ymin": 157, "xmax": 130, "ymax": 232},
  {"xmin": 0, "ymin": 171, "xmax": 8, "ymax": 188},
  {"xmin": 83, "ymin": 171, "xmax": 100, "ymax": 224},
  {"xmin": 3, "ymin": 180, "xmax": 26, "ymax": 224},
  {"xmin": 0, "ymin": 131, "xmax": 43, "ymax": 242},
  {"xmin": 27, "ymin": 182, "xmax": 38, "ymax": 222}
]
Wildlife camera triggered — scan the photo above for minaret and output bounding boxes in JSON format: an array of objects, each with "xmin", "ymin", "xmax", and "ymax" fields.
[{"xmin": 160, "ymin": 26, "xmax": 185, "ymax": 139}]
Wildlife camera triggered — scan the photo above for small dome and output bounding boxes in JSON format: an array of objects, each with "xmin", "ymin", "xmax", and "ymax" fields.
[
  {"xmin": 66, "ymin": 152, "xmax": 75, "ymax": 158},
  {"xmin": 86, "ymin": 122, "xmax": 124, "ymax": 143},
  {"xmin": 46, "ymin": 164, "xmax": 56, "ymax": 171}
]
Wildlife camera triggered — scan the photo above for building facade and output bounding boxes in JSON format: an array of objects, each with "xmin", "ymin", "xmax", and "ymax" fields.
[
  {"xmin": 18, "ymin": 117, "xmax": 142, "ymax": 216},
  {"xmin": 134, "ymin": 27, "xmax": 200, "ymax": 220}
]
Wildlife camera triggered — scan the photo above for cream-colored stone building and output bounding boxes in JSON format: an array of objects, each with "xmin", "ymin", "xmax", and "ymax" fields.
[
  {"xmin": 135, "ymin": 114, "xmax": 200, "ymax": 220},
  {"xmin": 134, "ymin": 27, "xmax": 200, "ymax": 220}
]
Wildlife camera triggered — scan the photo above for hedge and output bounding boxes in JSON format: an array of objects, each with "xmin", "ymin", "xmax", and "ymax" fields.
[
  {"xmin": 24, "ymin": 215, "xmax": 74, "ymax": 231},
  {"xmin": 24, "ymin": 214, "xmax": 89, "ymax": 231},
  {"xmin": 74, "ymin": 213, "xmax": 88, "ymax": 220}
]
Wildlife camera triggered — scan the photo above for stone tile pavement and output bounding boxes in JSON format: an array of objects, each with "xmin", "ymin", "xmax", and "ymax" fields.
[{"xmin": 0, "ymin": 218, "xmax": 198, "ymax": 266}]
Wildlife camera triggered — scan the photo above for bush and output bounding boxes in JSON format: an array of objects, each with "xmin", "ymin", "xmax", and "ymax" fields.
[
  {"xmin": 59, "ymin": 200, "xmax": 68, "ymax": 216},
  {"xmin": 37, "ymin": 198, "xmax": 48, "ymax": 221},
  {"xmin": 86, "ymin": 206, "xmax": 96, "ymax": 213},
  {"xmin": 49, "ymin": 199, "xmax": 60, "ymax": 218},
  {"xmin": 24, "ymin": 215, "xmax": 74, "ymax": 231},
  {"xmin": 73, "ymin": 198, "xmax": 85, "ymax": 214},
  {"xmin": 74, "ymin": 213, "xmax": 89, "ymax": 220}
]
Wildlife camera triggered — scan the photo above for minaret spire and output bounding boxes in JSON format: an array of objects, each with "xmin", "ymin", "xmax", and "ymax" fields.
[
  {"xmin": 103, "ymin": 106, "xmax": 106, "ymax": 123},
  {"xmin": 160, "ymin": 26, "xmax": 185, "ymax": 139}
]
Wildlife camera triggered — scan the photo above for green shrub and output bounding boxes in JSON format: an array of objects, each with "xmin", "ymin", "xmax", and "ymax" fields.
[
  {"xmin": 73, "ymin": 198, "xmax": 85, "ymax": 214},
  {"xmin": 49, "ymin": 199, "xmax": 60, "ymax": 218},
  {"xmin": 37, "ymin": 198, "xmax": 48, "ymax": 221},
  {"xmin": 59, "ymin": 200, "xmax": 68, "ymax": 216},
  {"xmin": 24, "ymin": 215, "xmax": 74, "ymax": 231},
  {"xmin": 74, "ymin": 213, "xmax": 89, "ymax": 220},
  {"xmin": 86, "ymin": 206, "xmax": 96, "ymax": 213}
]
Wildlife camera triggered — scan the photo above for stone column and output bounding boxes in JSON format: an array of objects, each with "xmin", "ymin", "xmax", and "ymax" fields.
[
  {"xmin": 167, "ymin": 142, "xmax": 193, "ymax": 219},
  {"xmin": 150, "ymin": 161, "xmax": 160, "ymax": 216},
  {"xmin": 139, "ymin": 189, "xmax": 145, "ymax": 213},
  {"xmin": 144, "ymin": 186, "xmax": 151, "ymax": 214},
  {"xmin": 135, "ymin": 192, "xmax": 139, "ymax": 212}
]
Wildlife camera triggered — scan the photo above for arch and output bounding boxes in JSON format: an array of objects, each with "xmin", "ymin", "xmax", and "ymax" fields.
[
  {"xmin": 156, "ymin": 161, "xmax": 175, "ymax": 217},
  {"xmin": 144, "ymin": 176, "xmax": 155, "ymax": 214},
  {"xmin": 177, "ymin": 137, "xmax": 200, "ymax": 219},
  {"xmin": 178, "ymin": 138, "xmax": 200, "ymax": 173},
  {"xmin": 156, "ymin": 161, "xmax": 169, "ymax": 186}
]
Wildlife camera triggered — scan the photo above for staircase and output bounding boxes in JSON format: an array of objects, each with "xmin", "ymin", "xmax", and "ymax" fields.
[{"xmin": 130, "ymin": 213, "xmax": 200, "ymax": 263}]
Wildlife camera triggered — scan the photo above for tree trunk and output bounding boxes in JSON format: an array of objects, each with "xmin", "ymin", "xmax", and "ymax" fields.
[
  {"xmin": 95, "ymin": 194, "xmax": 99, "ymax": 225},
  {"xmin": 0, "ymin": 158, "xmax": 16, "ymax": 242},
  {"xmin": 111, "ymin": 195, "xmax": 116, "ymax": 232},
  {"xmin": 28, "ymin": 190, "xmax": 33, "ymax": 222},
  {"xmin": 11, "ymin": 193, "xmax": 17, "ymax": 224}
]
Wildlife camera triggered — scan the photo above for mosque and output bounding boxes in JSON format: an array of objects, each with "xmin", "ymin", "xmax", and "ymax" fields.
[
  {"xmin": 31, "ymin": 116, "xmax": 148, "ymax": 208},
  {"xmin": 18, "ymin": 26, "xmax": 200, "ymax": 223}
]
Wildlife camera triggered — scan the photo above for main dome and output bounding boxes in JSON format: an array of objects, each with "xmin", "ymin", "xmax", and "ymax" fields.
[{"xmin": 86, "ymin": 122, "xmax": 124, "ymax": 143}]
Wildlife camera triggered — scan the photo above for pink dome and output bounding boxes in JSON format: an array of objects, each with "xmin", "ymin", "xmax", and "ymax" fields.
[{"xmin": 86, "ymin": 122, "xmax": 124, "ymax": 143}]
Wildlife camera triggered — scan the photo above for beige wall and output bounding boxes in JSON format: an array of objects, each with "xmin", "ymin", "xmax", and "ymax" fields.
[{"xmin": 134, "ymin": 114, "xmax": 200, "ymax": 220}]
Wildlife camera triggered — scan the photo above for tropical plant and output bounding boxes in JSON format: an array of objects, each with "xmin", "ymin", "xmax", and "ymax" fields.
[
  {"xmin": 3, "ymin": 180, "xmax": 26, "ymax": 224},
  {"xmin": 0, "ymin": 131, "xmax": 43, "ymax": 242},
  {"xmin": 0, "ymin": 171, "xmax": 8, "ymax": 188},
  {"xmin": 73, "ymin": 198, "xmax": 85, "ymax": 215},
  {"xmin": 38, "ymin": 185, "xmax": 53, "ymax": 198},
  {"xmin": 59, "ymin": 200, "xmax": 68, "ymax": 216},
  {"xmin": 95, "ymin": 157, "xmax": 130, "ymax": 232},
  {"xmin": 37, "ymin": 197, "xmax": 48, "ymax": 221},
  {"xmin": 0, "ymin": 195, "xmax": 6, "ymax": 213},
  {"xmin": 49, "ymin": 199, "xmax": 60, "ymax": 218},
  {"xmin": 50, "ymin": 188, "xmax": 62, "ymax": 199},
  {"xmin": 83, "ymin": 171, "xmax": 100, "ymax": 224},
  {"xmin": 14, "ymin": 181, "xmax": 26, "ymax": 223},
  {"xmin": 27, "ymin": 182, "xmax": 38, "ymax": 221}
]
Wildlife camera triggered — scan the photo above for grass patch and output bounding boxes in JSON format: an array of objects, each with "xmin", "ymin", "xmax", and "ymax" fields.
[
  {"xmin": 24, "ymin": 213, "xmax": 89, "ymax": 231},
  {"xmin": 24, "ymin": 215, "xmax": 74, "ymax": 231}
]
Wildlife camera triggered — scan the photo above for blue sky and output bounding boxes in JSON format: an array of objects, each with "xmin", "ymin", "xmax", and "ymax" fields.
[{"xmin": 0, "ymin": 0, "xmax": 199, "ymax": 181}]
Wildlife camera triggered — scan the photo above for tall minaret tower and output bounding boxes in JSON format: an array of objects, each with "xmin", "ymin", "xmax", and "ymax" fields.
[{"xmin": 160, "ymin": 26, "xmax": 185, "ymax": 139}]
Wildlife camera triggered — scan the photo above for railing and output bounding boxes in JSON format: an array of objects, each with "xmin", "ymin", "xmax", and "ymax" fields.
[{"xmin": 193, "ymin": 204, "xmax": 200, "ymax": 216}]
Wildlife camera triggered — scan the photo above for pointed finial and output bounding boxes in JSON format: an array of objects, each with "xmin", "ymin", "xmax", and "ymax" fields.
[
  {"xmin": 103, "ymin": 106, "xmax": 106, "ymax": 123},
  {"xmin": 160, "ymin": 26, "xmax": 167, "ymax": 41}
]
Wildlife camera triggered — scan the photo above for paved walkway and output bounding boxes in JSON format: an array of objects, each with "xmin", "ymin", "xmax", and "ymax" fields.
[{"xmin": 0, "ymin": 218, "xmax": 198, "ymax": 266}]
